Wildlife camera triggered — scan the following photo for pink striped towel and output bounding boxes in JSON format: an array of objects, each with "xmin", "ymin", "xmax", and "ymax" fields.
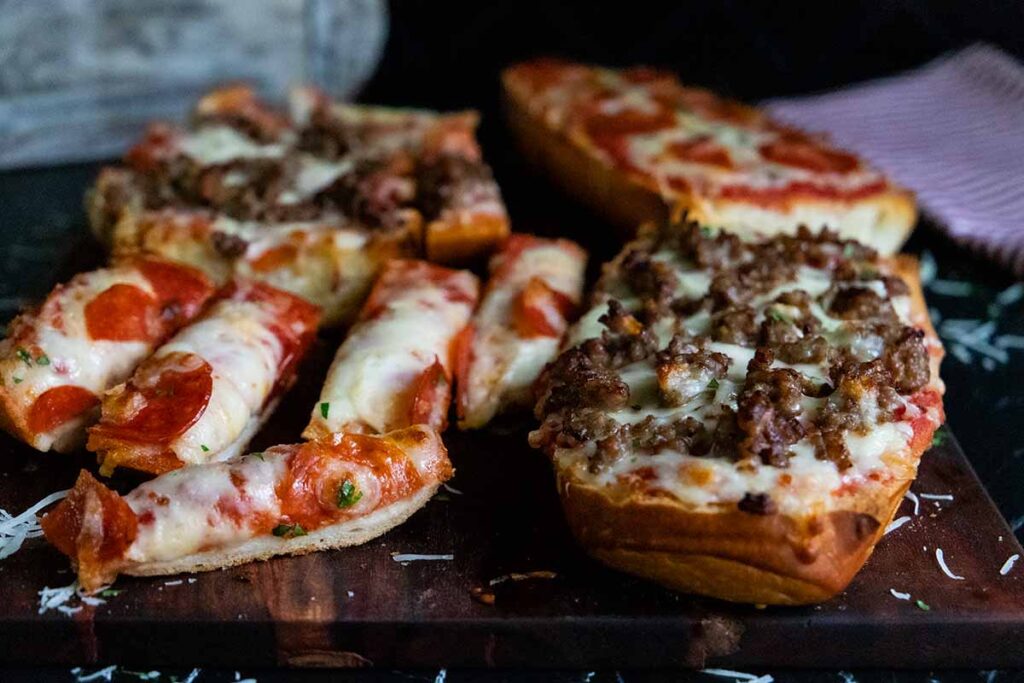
[{"xmin": 765, "ymin": 44, "xmax": 1024, "ymax": 276}]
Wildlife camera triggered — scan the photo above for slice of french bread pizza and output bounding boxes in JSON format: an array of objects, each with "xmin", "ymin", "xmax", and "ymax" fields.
[
  {"xmin": 530, "ymin": 219, "xmax": 943, "ymax": 605},
  {"xmin": 43, "ymin": 425, "xmax": 451, "ymax": 592},
  {"xmin": 503, "ymin": 59, "xmax": 916, "ymax": 254}
]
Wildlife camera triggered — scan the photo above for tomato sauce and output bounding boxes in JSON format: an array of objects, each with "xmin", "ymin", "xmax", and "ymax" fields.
[
  {"xmin": 513, "ymin": 276, "xmax": 575, "ymax": 338},
  {"xmin": 407, "ymin": 358, "xmax": 450, "ymax": 430},
  {"xmin": 275, "ymin": 436, "xmax": 423, "ymax": 531}
]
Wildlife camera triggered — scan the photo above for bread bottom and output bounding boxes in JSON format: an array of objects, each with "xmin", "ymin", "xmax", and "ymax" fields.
[
  {"xmin": 124, "ymin": 483, "xmax": 439, "ymax": 578},
  {"xmin": 558, "ymin": 472, "xmax": 909, "ymax": 605}
]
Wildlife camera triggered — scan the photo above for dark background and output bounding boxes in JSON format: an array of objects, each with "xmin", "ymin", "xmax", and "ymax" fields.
[{"xmin": 1, "ymin": 1, "xmax": 1023, "ymax": 680}]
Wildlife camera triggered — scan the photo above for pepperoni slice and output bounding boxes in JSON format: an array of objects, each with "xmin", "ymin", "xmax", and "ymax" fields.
[
  {"xmin": 452, "ymin": 325, "xmax": 475, "ymax": 420},
  {"xmin": 40, "ymin": 470, "xmax": 138, "ymax": 592},
  {"xmin": 513, "ymin": 277, "xmax": 576, "ymax": 338},
  {"xmin": 85, "ymin": 283, "xmax": 158, "ymax": 342},
  {"xmin": 667, "ymin": 136, "xmax": 734, "ymax": 169},
  {"xmin": 277, "ymin": 435, "xmax": 422, "ymax": 531},
  {"xmin": 124, "ymin": 123, "xmax": 180, "ymax": 173},
  {"xmin": 28, "ymin": 386, "xmax": 100, "ymax": 435},
  {"xmin": 248, "ymin": 244, "xmax": 299, "ymax": 273},
  {"xmin": 407, "ymin": 358, "xmax": 451, "ymax": 431},
  {"xmin": 92, "ymin": 352, "xmax": 214, "ymax": 444},
  {"xmin": 137, "ymin": 258, "xmax": 216, "ymax": 329},
  {"xmin": 759, "ymin": 138, "xmax": 860, "ymax": 174}
]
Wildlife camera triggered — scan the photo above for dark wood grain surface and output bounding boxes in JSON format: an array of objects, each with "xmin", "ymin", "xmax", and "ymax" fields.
[{"xmin": 0, "ymin": 350, "xmax": 1020, "ymax": 670}]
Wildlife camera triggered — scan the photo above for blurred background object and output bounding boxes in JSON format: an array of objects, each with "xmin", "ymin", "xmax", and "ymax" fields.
[{"xmin": 0, "ymin": 0, "xmax": 387, "ymax": 169}]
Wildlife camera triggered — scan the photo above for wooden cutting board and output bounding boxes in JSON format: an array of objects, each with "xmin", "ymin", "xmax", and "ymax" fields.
[{"xmin": 0, "ymin": 333, "xmax": 1021, "ymax": 669}]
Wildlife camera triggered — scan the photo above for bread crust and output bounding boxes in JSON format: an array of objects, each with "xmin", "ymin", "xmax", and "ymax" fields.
[
  {"xmin": 502, "ymin": 69, "xmax": 917, "ymax": 255},
  {"xmin": 552, "ymin": 260, "xmax": 943, "ymax": 605},
  {"xmin": 124, "ymin": 483, "xmax": 438, "ymax": 578}
]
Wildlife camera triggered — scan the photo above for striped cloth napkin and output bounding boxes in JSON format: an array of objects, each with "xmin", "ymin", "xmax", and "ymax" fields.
[{"xmin": 764, "ymin": 43, "xmax": 1024, "ymax": 275}]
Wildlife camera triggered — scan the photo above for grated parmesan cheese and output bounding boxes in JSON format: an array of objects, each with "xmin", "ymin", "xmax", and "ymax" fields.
[
  {"xmin": 889, "ymin": 588, "xmax": 911, "ymax": 600},
  {"xmin": 1000, "ymin": 554, "xmax": 1019, "ymax": 576},
  {"xmin": 38, "ymin": 580, "xmax": 107, "ymax": 616},
  {"xmin": 885, "ymin": 515, "xmax": 912, "ymax": 535},
  {"xmin": 935, "ymin": 548, "xmax": 966, "ymax": 580},
  {"xmin": 0, "ymin": 488, "xmax": 69, "ymax": 560},
  {"xmin": 390, "ymin": 553, "xmax": 453, "ymax": 563}
]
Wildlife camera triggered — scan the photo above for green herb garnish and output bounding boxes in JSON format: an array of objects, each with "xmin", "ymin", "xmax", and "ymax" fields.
[
  {"xmin": 200, "ymin": 444, "xmax": 210, "ymax": 452},
  {"xmin": 931, "ymin": 430, "xmax": 946, "ymax": 447},
  {"xmin": 915, "ymin": 599, "xmax": 931, "ymax": 611},
  {"xmin": 320, "ymin": 402, "xmax": 330, "ymax": 419},
  {"xmin": 337, "ymin": 479, "xmax": 363, "ymax": 508},
  {"xmin": 34, "ymin": 353, "xmax": 50, "ymax": 366},
  {"xmin": 272, "ymin": 523, "xmax": 307, "ymax": 538},
  {"xmin": 699, "ymin": 226, "xmax": 714, "ymax": 238},
  {"xmin": 250, "ymin": 452, "xmax": 265, "ymax": 461},
  {"xmin": 99, "ymin": 588, "xmax": 123, "ymax": 598},
  {"xmin": 767, "ymin": 309, "xmax": 789, "ymax": 323},
  {"xmin": 707, "ymin": 378, "xmax": 720, "ymax": 391},
  {"xmin": 13, "ymin": 376, "xmax": 22, "ymax": 384},
  {"xmin": 15, "ymin": 347, "xmax": 31, "ymax": 366}
]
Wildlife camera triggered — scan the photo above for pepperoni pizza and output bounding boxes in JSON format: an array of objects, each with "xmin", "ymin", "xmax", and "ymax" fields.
[{"xmin": 503, "ymin": 59, "xmax": 916, "ymax": 254}]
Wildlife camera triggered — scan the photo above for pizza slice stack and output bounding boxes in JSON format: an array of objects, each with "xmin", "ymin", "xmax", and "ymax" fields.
[
  {"xmin": 503, "ymin": 59, "xmax": 916, "ymax": 254},
  {"xmin": 531, "ymin": 218, "xmax": 943, "ymax": 604},
  {"xmin": 89, "ymin": 85, "xmax": 509, "ymax": 324}
]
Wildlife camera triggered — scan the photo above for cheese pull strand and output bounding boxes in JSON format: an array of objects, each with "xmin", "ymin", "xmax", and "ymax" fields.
[{"xmin": 42, "ymin": 426, "xmax": 452, "ymax": 593}]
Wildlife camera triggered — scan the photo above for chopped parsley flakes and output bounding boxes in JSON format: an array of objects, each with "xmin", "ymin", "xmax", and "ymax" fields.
[
  {"xmin": 272, "ymin": 523, "xmax": 307, "ymax": 538},
  {"xmin": 337, "ymin": 479, "xmax": 362, "ymax": 508},
  {"xmin": 320, "ymin": 402, "xmax": 330, "ymax": 419}
]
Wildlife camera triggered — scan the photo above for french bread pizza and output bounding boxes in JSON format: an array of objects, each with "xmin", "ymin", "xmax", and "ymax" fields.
[
  {"xmin": 456, "ymin": 234, "xmax": 587, "ymax": 429},
  {"xmin": 88, "ymin": 280, "xmax": 320, "ymax": 476},
  {"xmin": 503, "ymin": 59, "xmax": 916, "ymax": 254},
  {"xmin": 89, "ymin": 84, "xmax": 509, "ymax": 293},
  {"xmin": 110, "ymin": 208, "xmax": 418, "ymax": 326},
  {"xmin": 530, "ymin": 219, "xmax": 944, "ymax": 604},
  {"xmin": 0, "ymin": 258, "xmax": 215, "ymax": 453},
  {"xmin": 304, "ymin": 259, "xmax": 479, "ymax": 438},
  {"xmin": 42, "ymin": 425, "xmax": 452, "ymax": 592}
]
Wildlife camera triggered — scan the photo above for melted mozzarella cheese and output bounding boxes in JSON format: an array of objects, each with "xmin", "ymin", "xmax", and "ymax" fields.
[
  {"xmin": 310, "ymin": 278, "xmax": 475, "ymax": 435},
  {"xmin": 179, "ymin": 126, "xmax": 286, "ymax": 166},
  {"xmin": 0, "ymin": 266, "xmax": 166, "ymax": 450},
  {"xmin": 554, "ymin": 251, "xmax": 928, "ymax": 515},
  {"xmin": 126, "ymin": 451, "xmax": 288, "ymax": 562},
  {"xmin": 156, "ymin": 299, "xmax": 285, "ymax": 464},
  {"xmin": 462, "ymin": 242, "xmax": 586, "ymax": 427}
]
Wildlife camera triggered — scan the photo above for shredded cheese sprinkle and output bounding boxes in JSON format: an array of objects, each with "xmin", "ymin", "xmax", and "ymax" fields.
[
  {"xmin": 885, "ymin": 516, "xmax": 912, "ymax": 535},
  {"xmin": 1000, "ymin": 554, "xmax": 1020, "ymax": 576},
  {"xmin": 935, "ymin": 548, "xmax": 966, "ymax": 580},
  {"xmin": 889, "ymin": 588, "xmax": 911, "ymax": 600},
  {"xmin": 0, "ymin": 488, "xmax": 69, "ymax": 560}
]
